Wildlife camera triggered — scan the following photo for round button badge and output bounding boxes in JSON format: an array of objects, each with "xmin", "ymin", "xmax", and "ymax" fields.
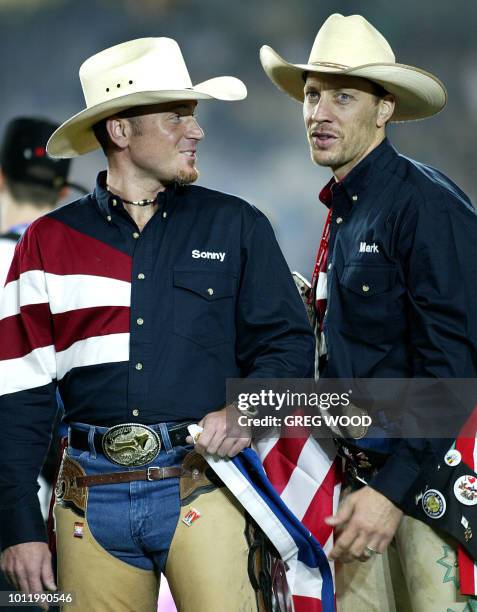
[
  {"xmin": 454, "ymin": 475, "xmax": 477, "ymax": 506},
  {"xmin": 444, "ymin": 449, "xmax": 462, "ymax": 467},
  {"xmin": 422, "ymin": 489, "xmax": 446, "ymax": 519}
]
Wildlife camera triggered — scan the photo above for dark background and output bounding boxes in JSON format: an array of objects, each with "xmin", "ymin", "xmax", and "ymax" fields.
[{"xmin": 1, "ymin": 0, "xmax": 475, "ymax": 275}]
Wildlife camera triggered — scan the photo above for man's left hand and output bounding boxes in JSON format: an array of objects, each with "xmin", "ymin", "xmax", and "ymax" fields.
[
  {"xmin": 325, "ymin": 486, "xmax": 403, "ymax": 563},
  {"xmin": 185, "ymin": 406, "xmax": 251, "ymax": 457}
]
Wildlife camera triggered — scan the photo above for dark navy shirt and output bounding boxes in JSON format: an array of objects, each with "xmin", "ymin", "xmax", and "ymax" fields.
[
  {"xmin": 321, "ymin": 139, "xmax": 477, "ymax": 505},
  {"xmin": 0, "ymin": 173, "xmax": 314, "ymax": 548}
]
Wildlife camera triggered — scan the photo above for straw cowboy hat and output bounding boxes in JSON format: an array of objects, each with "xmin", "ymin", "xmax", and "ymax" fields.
[
  {"xmin": 260, "ymin": 13, "xmax": 447, "ymax": 122},
  {"xmin": 48, "ymin": 37, "xmax": 247, "ymax": 158}
]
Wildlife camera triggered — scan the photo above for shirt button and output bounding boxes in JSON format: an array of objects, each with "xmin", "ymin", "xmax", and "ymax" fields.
[
  {"xmin": 352, "ymin": 194, "xmax": 358, "ymax": 201},
  {"xmin": 136, "ymin": 317, "xmax": 144, "ymax": 326},
  {"xmin": 207, "ymin": 288, "xmax": 214, "ymax": 296},
  {"xmin": 133, "ymin": 232, "xmax": 140, "ymax": 239},
  {"xmin": 336, "ymin": 217, "xmax": 343, "ymax": 225},
  {"xmin": 137, "ymin": 273, "xmax": 145, "ymax": 280},
  {"xmin": 112, "ymin": 199, "xmax": 118, "ymax": 207},
  {"xmin": 362, "ymin": 284, "xmax": 370, "ymax": 293},
  {"xmin": 132, "ymin": 408, "xmax": 140, "ymax": 417},
  {"xmin": 135, "ymin": 362, "xmax": 143, "ymax": 370},
  {"xmin": 106, "ymin": 215, "xmax": 112, "ymax": 222},
  {"xmin": 162, "ymin": 211, "xmax": 167, "ymax": 218}
]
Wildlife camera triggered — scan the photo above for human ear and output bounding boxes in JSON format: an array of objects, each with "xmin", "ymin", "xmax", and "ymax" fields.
[{"xmin": 377, "ymin": 94, "xmax": 395, "ymax": 127}]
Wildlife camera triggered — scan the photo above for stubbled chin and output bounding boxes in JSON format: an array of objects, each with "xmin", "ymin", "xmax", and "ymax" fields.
[
  {"xmin": 311, "ymin": 149, "xmax": 336, "ymax": 167},
  {"xmin": 176, "ymin": 167, "xmax": 199, "ymax": 185}
]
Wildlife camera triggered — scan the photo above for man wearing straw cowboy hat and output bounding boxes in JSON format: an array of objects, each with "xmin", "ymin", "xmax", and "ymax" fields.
[
  {"xmin": 0, "ymin": 38, "xmax": 314, "ymax": 610},
  {"xmin": 261, "ymin": 13, "xmax": 477, "ymax": 611}
]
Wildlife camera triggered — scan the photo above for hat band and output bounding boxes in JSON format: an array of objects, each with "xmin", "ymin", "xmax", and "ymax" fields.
[{"xmin": 308, "ymin": 61, "xmax": 350, "ymax": 69}]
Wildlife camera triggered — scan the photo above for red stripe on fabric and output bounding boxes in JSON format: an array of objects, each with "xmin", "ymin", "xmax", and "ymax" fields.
[
  {"xmin": 53, "ymin": 306, "xmax": 130, "ymax": 352},
  {"xmin": 293, "ymin": 594, "xmax": 323, "ymax": 612},
  {"xmin": 457, "ymin": 413, "xmax": 477, "ymax": 595},
  {"xmin": 262, "ymin": 437, "xmax": 308, "ymax": 494},
  {"xmin": 458, "ymin": 547, "xmax": 476, "ymax": 595},
  {"xmin": 6, "ymin": 216, "xmax": 132, "ymax": 283},
  {"xmin": 0, "ymin": 304, "xmax": 52, "ymax": 360},
  {"xmin": 301, "ymin": 461, "xmax": 340, "ymax": 545}
]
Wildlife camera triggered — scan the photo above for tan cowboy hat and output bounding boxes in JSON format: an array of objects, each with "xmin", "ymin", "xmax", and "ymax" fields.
[
  {"xmin": 260, "ymin": 13, "xmax": 447, "ymax": 122},
  {"xmin": 47, "ymin": 37, "xmax": 247, "ymax": 158}
]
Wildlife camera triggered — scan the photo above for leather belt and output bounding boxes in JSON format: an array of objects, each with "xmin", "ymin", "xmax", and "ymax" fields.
[
  {"xmin": 73, "ymin": 466, "xmax": 186, "ymax": 488},
  {"xmin": 69, "ymin": 421, "xmax": 193, "ymax": 458}
]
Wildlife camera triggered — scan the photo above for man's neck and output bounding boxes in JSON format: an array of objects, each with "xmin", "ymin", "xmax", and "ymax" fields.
[
  {"xmin": 106, "ymin": 162, "xmax": 165, "ymax": 232},
  {"xmin": 332, "ymin": 132, "xmax": 386, "ymax": 182},
  {"xmin": 0, "ymin": 193, "xmax": 52, "ymax": 233}
]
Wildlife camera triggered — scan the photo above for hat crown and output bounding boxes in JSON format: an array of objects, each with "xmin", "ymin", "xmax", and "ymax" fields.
[
  {"xmin": 308, "ymin": 13, "xmax": 395, "ymax": 68},
  {"xmin": 79, "ymin": 38, "xmax": 194, "ymax": 109}
]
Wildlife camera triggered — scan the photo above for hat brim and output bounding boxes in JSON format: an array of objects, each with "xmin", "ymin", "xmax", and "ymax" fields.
[
  {"xmin": 47, "ymin": 76, "xmax": 247, "ymax": 158},
  {"xmin": 259, "ymin": 45, "xmax": 447, "ymax": 122}
]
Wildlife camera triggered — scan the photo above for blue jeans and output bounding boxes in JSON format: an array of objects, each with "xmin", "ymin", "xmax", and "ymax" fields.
[{"xmin": 67, "ymin": 421, "xmax": 192, "ymax": 571}]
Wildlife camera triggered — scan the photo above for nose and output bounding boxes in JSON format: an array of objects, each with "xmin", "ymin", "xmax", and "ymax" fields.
[
  {"xmin": 186, "ymin": 116, "xmax": 204, "ymax": 141},
  {"xmin": 307, "ymin": 94, "xmax": 333, "ymax": 125}
]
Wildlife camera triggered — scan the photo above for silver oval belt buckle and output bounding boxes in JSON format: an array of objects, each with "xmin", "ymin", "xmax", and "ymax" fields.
[{"xmin": 102, "ymin": 423, "xmax": 161, "ymax": 467}]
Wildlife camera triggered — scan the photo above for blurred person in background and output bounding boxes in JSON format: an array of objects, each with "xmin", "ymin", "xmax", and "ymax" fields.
[
  {"xmin": 0, "ymin": 117, "xmax": 74, "ymax": 287},
  {"xmin": 0, "ymin": 37, "xmax": 314, "ymax": 611},
  {"xmin": 0, "ymin": 117, "xmax": 84, "ymax": 609},
  {"xmin": 261, "ymin": 12, "xmax": 477, "ymax": 612}
]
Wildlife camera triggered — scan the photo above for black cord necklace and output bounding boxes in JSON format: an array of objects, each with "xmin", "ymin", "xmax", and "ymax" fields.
[{"xmin": 107, "ymin": 185, "xmax": 157, "ymax": 207}]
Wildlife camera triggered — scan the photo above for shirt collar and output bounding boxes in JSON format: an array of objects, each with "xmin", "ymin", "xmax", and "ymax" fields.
[
  {"xmin": 93, "ymin": 170, "xmax": 179, "ymax": 218},
  {"xmin": 319, "ymin": 138, "xmax": 398, "ymax": 207}
]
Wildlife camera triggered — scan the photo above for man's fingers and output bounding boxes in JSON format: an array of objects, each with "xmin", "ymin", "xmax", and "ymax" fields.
[
  {"xmin": 325, "ymin": 496, "xmax": 353, "ymax": 527},
  {"xmin": 348, "ymin": 532, "xmax": 371, "ymax": 561},
  {"xmin": 328, "ymin": 525, "xmax": 359, "ymax": 561},
  {"xmin": 227, "ymin": 438, "xmax": 251, "ymax": 457},
  {"xmin": 41, "ymin": 555, "xmax": 56, "ymax": 591}
]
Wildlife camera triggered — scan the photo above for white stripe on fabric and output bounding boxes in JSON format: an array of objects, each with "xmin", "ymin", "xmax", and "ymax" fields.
[
  {"xmin": 1, "ymin": 272, "xmax": 130, "ymax": 321},
  {"xmin": 203, "ymin": 452, "xmax": 298, "ymax": 563},
  {"xmin": 316, "ymin": 271, "xmax": 327, "ymax": 300},
  {"xmin": 56, "ymin": 333, "xmax": 130, "ymax": 380},
  {"xmin": 253, "ymin": 437, "xmax": 277, "ymax": 463},
  {"xmin": 280, "ymin": 438, "xmax": 332, "ymax": 520},
  {"xmin": 287, "ymin": 558, "xmax": 323, "ymax": 598},
  {"xmin": 0, "ymin": 345, "xmax": 56, "ymax": 396},
  {"xmin": 45, "ymin": 274, "xmax": 131, "ymax": 314},
  {"xmin": 0, "ymin": 270, "xmax": 48, "ymax": 320}
]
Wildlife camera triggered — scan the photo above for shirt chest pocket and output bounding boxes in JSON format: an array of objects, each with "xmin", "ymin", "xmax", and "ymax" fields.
[
  {"xmin": 173, "ymin": 269, "xmax": 237, "ymax": 348},
  {"xmin": 338, "ymin": 263, "xmax": 402, "ymax": 340}
]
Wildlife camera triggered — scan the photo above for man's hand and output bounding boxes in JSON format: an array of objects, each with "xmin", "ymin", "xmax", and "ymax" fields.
[
  {"xmin": 186, "ymin": 406, "xmax": 251, "ymax": 457},
  {"xmin": 1, "ymin": 542, "xmax": 56, "ymax": 609},
  {"xmin": 325, "ymin": 486, "xmax": 403, "ymax": 563}
]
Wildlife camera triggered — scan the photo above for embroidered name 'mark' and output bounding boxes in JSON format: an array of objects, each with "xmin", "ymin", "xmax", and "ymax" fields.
[
  {"xmin": 359, "ymin": 242, "xmax": 379, "ymax": 253},
  {"xmin": 192, "ymin": 249, "xmax": 226, "ymax": 262}
]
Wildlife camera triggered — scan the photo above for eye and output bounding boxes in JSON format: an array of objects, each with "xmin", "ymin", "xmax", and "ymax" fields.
[
  {"xmin": 170, "ymin": 113, "xmax": 181, "ymax": 123},
  {"xmin": 337, "ymin": 93, "xmax": 351, "ymax": 103},
  {"xmin": 305, "ymin": 90, "xmax": 319, "ymax": 101}
]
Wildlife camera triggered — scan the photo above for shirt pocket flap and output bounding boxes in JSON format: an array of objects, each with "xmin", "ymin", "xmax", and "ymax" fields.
[
  {"xmin": 340, "ymin": 264, "xmax": 397, "ymax": 297},
  {"xmin": 173, "ymin": 270, "xmax": 236, "ymax": 301}
]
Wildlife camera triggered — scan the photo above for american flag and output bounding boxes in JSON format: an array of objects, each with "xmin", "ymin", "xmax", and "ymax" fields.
[{"xmin": 201, "ymin": 434, "xmax": 341, "ymax": 612}]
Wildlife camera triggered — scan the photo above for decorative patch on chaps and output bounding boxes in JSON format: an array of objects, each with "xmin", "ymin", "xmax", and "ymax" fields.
[{"xmin": 55, "ymin": 454, "xmax": 88, "ymax": 516}]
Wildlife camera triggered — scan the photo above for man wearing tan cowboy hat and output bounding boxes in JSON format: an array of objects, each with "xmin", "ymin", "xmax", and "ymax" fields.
[
  {"xmin": 261, "ymin": 13, "xmax": 477, "ymax": 611},
  {"xmin": 0, "ymin": 37, "xmax": 314, "ymax": 610}
]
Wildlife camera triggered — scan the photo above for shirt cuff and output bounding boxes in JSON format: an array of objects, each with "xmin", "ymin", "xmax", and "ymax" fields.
[
  {"xmin": 0, "ymin": 505, "xmax": 47, "ymax": 551},
  {"xmin": 367, "ymin": 455, "xmax": 420, "ymax": 508}
]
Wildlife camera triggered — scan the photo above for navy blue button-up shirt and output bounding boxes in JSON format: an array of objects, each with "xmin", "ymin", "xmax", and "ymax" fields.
[
  {"xmin": 0, "ymin": 173, "xmax": 314, "ymax": 548},
  {"xmin": 321, "ymin": 139, "xmax": 477, "ymax": 505}
]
